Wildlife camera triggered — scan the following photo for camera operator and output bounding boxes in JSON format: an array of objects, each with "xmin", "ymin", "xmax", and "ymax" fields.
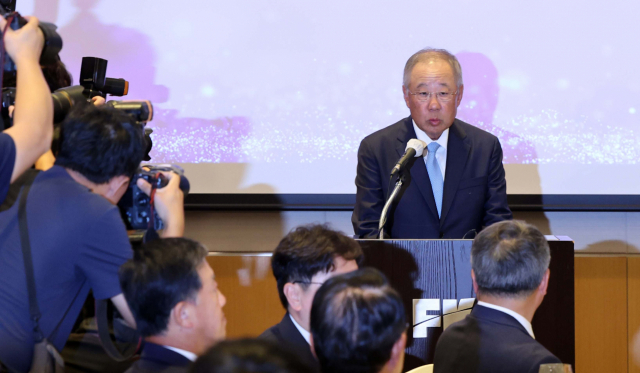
[
  {"xmin": 0, "ymin": 103, "xmax": 184, "ymax": 373},
  {"xmin": 0, "ymin": 15, "xmax": 53, "ymax": 204}
]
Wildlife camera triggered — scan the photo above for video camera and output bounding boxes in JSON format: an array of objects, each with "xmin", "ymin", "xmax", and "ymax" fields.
[{"xmin": 118, "ymin": 164, "xmax": 190, "ymax": 231}]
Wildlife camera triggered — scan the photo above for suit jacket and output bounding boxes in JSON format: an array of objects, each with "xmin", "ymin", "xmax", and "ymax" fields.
[
  {"xmin": 258, "ymin": 314, "xmax": 319, "ymax": 372},
  {"xmin": 352, "ymin": 116, "xmax": 512, "ymax": 239},
  {"xmin": 125, "ymin": 342, "xmax": 192, "ymax": 373},
  {"xmin": 433, "ymin": 305, "xmax": 562, "ymax": 373}
]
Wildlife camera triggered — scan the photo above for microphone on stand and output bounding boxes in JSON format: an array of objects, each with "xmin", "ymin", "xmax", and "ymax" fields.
[
  {"xmin": 379, "ymin": 139, "xmax": 427, "ymax": 239},
  {"xmin": 390, "ymin": 139, "xmax": 426, "ymax": 177}
]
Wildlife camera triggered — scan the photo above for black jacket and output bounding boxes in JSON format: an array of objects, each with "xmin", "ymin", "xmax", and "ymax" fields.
[
  {"xmin": 125, "ymin": 342, "xmax": 192, "ymax": 373},
  {"xmin": 258, "ymin": 314, "xmax": 319, "ymax": 373},
  {"xmin": 434, "ymin": 305, "xmax": 562, "ymax": 373}
]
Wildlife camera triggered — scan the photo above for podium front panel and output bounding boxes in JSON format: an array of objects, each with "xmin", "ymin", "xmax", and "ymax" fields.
[{"xmin": 358, "ymin": 238, "xmax": 575, "ymax": 370}]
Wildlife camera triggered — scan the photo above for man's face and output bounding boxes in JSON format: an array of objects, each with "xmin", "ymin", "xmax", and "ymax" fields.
[
  {"xmin": 299, "ymin": 256, "xmax": 359, "ymax": 330},
  {"xmin": 403, "ymin": 59, "xmax": 464, "ymax": 140},
  {"xmin": 193, "ymin": 261, "xmax": 227, "ymax": 347}
]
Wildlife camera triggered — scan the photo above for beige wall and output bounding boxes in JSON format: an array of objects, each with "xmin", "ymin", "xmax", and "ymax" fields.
[
  {"xmin": 185, "ymin": 210, "xmax": 640, "ymax": 254},
  {"xmin": 187, "ymin": 210, "xmax": 640, "ymax": 372}
]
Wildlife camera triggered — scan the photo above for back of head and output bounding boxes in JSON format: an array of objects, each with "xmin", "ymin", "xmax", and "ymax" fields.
[
  {"xmin": 190, "ymin": 338, "xmax": 310, "ymax": 373},
  {"xmin": 271, "ymin": 224, "xmax": 364, "ymax": 309},
  {"xmin": 472, "ymin": 220, "xmax": 550, "ymax": 298},
  {"xmin": 55, "ymin": 103, "xmax": 146, "ymax": 184},
  {"xmin": 119, "ymin": 238, "xmax": 208, "ymax": 337},
  {"xmin": 310, "ymin": 268, "xmax": 406, "ymax": 373}
]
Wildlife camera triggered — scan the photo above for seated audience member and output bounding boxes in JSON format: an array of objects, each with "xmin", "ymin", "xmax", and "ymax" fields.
[
  {"xmin": 433, "ymin": 220, "xmax": 562, "ymax": 373},
  {"xmin": 310, "ymin": 268, "xmax": 407, "ymax": 373},
  {"xmin": 259, "ymin": 225, "xmax": 363, "ymax": 371},
  {"xmin": 119, "ymin": 238, "xmax": 227, "ymax": 373},
  {"xmin": 0, "ymin": 16, "xmax": 54, "ymax": 203},
  {"xmin": 0, "ymin": 104, "xmax": 184, "ymax": 373},
  {"xmin": 190, "ymin": 338, "xmax": 309, "ymax": 373}
]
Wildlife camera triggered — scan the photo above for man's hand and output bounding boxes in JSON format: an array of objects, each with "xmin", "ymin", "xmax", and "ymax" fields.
[
  {"xmin": 1, "ymin": 15, "xmax": 54, "ymax": 183},
  {"xmin": 91, "ymin": 96, "xmax": 106, "ymax": 106},
  {"xmin": 0, "ymin": 16, "xmax": 44, "ymax": 65},
  {"xmin": 136, "ymin": 171, "xmax": 185, "ymax": 238}
]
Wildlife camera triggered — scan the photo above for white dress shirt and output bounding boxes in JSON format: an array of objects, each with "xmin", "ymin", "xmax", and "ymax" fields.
[
  {"xmin": 163, "ymin": 345, "xmax": 198, "ymax": 362},
  {"xmin": 477, "ymin": 301, "xmax": 535, "ymax": 339},
  {"xmin": 290, "ymin": 313, "xmax": 311, "ymax": 345},
  {"xmin": 412, "ymin": 120, "xmax": 449, "ymax": 181}
]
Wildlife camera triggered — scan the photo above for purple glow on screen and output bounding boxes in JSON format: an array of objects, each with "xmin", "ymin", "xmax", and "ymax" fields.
[{"xmin": 17, "ymin": 0, "xmax": 640, "ymax": 193}]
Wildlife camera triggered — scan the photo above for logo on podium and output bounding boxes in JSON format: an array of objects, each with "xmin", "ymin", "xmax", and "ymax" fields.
[{"xmin": 412, "ymin": 298, "xmax": 475, "ymax": 338}]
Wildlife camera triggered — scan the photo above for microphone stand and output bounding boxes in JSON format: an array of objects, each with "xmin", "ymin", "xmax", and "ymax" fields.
[{"xmin": 378, "ymin": 173, "xmax": 405, "ymax": 239}]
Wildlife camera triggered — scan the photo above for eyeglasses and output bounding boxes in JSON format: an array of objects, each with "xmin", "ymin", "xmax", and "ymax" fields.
[
  {"xmin": 407, "ymin": 89, "xmax": 457, "ymax": 103},
  {"xmin": 292, "ymin": 281, "xmax": 324, "ymax": 286}
]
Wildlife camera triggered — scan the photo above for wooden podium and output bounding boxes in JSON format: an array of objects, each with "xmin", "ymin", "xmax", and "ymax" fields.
[{"xmin": 357, "ymin": 238, "xmax": 575, "ymax": 371}]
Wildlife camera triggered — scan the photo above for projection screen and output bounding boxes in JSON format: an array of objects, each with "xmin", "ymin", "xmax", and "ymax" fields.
[{"xmin": 17, "ymin": 0, "xmax": 640, "ymax": 208}]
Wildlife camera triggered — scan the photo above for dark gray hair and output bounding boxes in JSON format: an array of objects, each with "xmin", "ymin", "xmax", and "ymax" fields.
[
  {"xmin": 403, "ymin": 47, "xmax": 463, "ymax": 89},
  {"xmin": 471, "ymin": 220, "xmax": 550, "ymax": 298}
]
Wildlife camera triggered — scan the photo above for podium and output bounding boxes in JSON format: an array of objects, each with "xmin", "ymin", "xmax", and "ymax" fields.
[{"xmin": 357, "ymin": 237, "xmax": 575, "ymax": 371}]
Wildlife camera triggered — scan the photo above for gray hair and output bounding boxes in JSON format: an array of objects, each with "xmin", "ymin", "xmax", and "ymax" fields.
[
  {"xmin": 471, "ymin": 220, "xmax": 550, "ymax": 298},
  {"xmin": 403, "ymin": 48, "xmax": 463, "ymax": 89}
]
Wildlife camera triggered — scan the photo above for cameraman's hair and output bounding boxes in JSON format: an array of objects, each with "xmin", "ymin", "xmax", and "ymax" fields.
[
  {"xmin": 42, "ymin": 57, "xmax": 72, "ymax": 92},
  {"xmin": 3, "ymin": 56, "xmax": 72, "ymax": 92},
  {"xmin": 471, "ymin": 220, "xmax": 550, "ymax": 298},
  {"xmin": 271, "ymin": 224, "xmax": 364, "ymax": 310},
  {"xmin": 119, "ymin": 238, "xmax": 208, "ymax": 337},
  {"xmin": 310, "ymin": 268, "xmax": 406, "ymax": 373},
  {"xmin": 191, "ymin": 338, "xmax": 310, "ymax": 373},
  {"xmin": 55, "ymin": 103, "xmax": 145, "ymax": 184}
]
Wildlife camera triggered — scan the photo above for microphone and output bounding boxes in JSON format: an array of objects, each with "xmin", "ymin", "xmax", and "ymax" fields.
[{"xmin": 390, "ymin": 139, "xmax": 426, "ymax": 177}]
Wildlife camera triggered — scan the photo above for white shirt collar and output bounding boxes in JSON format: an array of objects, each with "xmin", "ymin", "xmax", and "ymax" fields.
[
  {"xmin": 290, "ymin": 313, "xmax": 311, "ymax": 345},
  {"xmin": 477, "ymin": 301, "xmax": 535, "ymax": 339},
  {"xmin": 163, "ymin": 345, "xmax": 198, "ymax": 362},
  {"xmin": 412, "ymin": 120, "xmax": 449, "ymax": 152}
]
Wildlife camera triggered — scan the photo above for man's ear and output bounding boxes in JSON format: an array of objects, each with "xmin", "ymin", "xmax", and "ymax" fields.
[
  {"xmin": 471, "ymin": 269, "xmax": 479, "ymax": 294},
  {"xmin": 455, "ymin": 84, "xmax": 464, "ymax": 107},
  {"xmin": 284, "ymin": 283, "xmax": 303, "ymax": 312},
  {"xmin": 171, "ymin": 301, "xmax": 196, "ymax": 329},
  {"xmin": 538, "ymin": 269, "xmax": 550, "ymax": 296},
  {"xmin": 402, "ymin": 85, "xmax": 410, "ymax": 108},
  {"xmin": 389, "ymin": 331, "xmax": 407, "ymax": 367},
  {"xmin": 105, "ymin": 175, "xmax": 130, "ymax": 204}
]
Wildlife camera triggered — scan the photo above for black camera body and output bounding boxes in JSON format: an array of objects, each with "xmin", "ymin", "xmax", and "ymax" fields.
[
  {"xmin": 0, "ymin": 10, "xmax": 63, "ymax": 72},
  {"xmin": 119, "ymin": 165, "xmax": 189, "ymax": 231}
]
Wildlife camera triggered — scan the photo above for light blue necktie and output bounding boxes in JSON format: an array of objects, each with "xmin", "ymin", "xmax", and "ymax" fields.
[{"xmin": 426, "ymin": 142, "xmax": 443, "ymax": 218}]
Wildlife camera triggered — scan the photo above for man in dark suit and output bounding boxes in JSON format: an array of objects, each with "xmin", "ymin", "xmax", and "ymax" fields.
[
  {"xmin": 259, "ymin": 225, "xmax": 363, "ymax": 372},
  {"xmin": 434, "ymin": 220, "xmax": 563, "ymax": 373},
  {"xmin": 119, "ymin": 238, "xmax": 227, "ymax": 373},
  {"xmin": 352, "ymin": 48, "xmax": 512, "ymax": 239}
]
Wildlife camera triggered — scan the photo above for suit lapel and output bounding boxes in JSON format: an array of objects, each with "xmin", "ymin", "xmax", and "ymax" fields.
[
  {"xmin": 440, "ymin": 120, "xmax": 470, "ymax": 227},
  {"xmin": 397, "ymin": 117, "xmax": 439, "ymax": 220}
]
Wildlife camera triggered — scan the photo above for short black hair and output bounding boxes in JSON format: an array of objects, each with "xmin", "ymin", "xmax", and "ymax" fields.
[
  {"xmin": 472, "ymin": 220, "xmax": 550, "ymax": 298},
  {"xmin": 119, "ymin": 238, "xmax": 208, "ymax": 337},
  {"xmin": 190, "ymin": 338, "xmax": 310, "ymax": 373},
  {"xmin": 55, "ymin": 103, "xmax": 146, "ymax": 184},
  {"xmin": 310, "ymin": 268, "xmax": 406, "ymax": 373},
  {"xmin": 271, "ymin": 224, "xmax": 364, "ymax": 309}
]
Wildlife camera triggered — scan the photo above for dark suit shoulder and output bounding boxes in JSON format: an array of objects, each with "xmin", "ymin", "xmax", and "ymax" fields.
[
  {"xmin": 360, "ymin": 117, "xmax": 410, "ymax": 146},
  {"xmin": 434, "ymin": 307, "xmax": 560, "ymax": 373},
  {"xmin": 257, "ymin": 324, "xmax": 280, "ymax": 343},
  {"xmin": 453, "ymin": 119, "xmax": 500, "ymax": 144}
]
